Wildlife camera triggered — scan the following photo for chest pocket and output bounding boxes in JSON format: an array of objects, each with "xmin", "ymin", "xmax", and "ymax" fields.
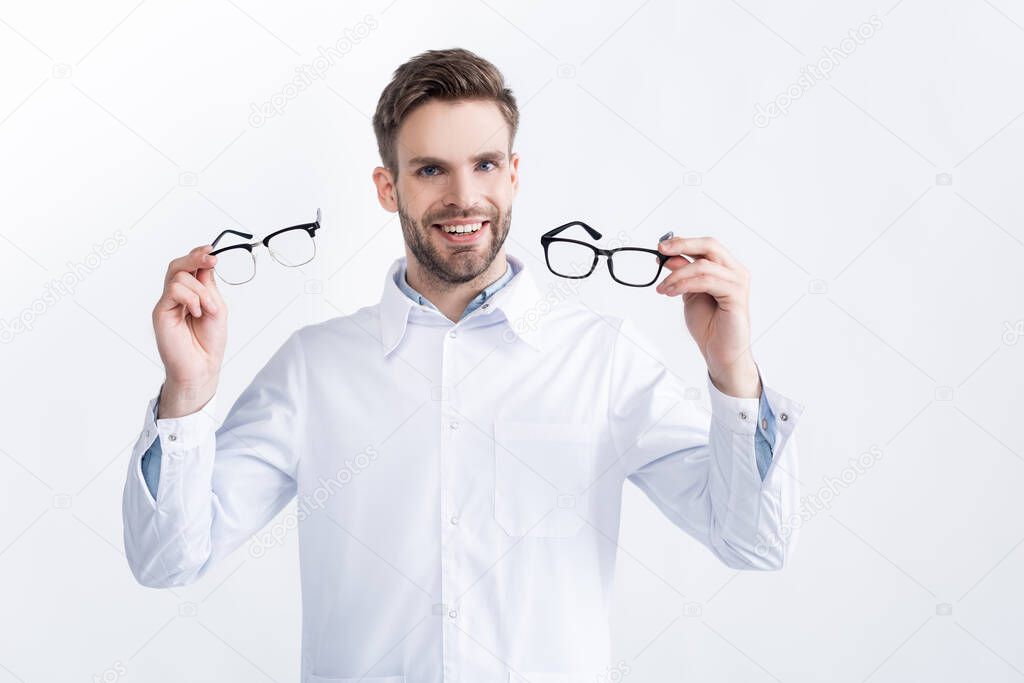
[{"xmin": 493, "ymin": 419, "xmax": 596, "ymax": 538}]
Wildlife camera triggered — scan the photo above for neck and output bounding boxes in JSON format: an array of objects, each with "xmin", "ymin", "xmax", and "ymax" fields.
[{"xmin": 404, "ymin": 252, "xmax": 510, "ymax": 322}]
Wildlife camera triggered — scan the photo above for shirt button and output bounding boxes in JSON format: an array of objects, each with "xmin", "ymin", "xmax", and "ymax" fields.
[
  {"xmin": 448, "ymin": 330, "xmax": 457, "ymax": 339},
  {"xmin": 167, "ymin": 433, "xmax": 177, "ymax": 441},
  {"xmin": 738, "ymin": 411, "xmax": 748, "ymax": 421},
  {"xmin": 761, "ymin": 418, "xmax": 768, "ymax": 430},
  {"xmin": 450, "ymin": 515, "xmax": 459, "ymax": 525},
  {"xmin": 449, "ymin": 421, "xmax": 459, "ymax": 430},
  {"xmin": 448, "ymin": 609, "xmax": 458, "ymax": 619},
  {"xmin": 780, "ymin": 412, "xmax": 789, "ymax": 422},
  {"xmin": 482, "ymin": 303, "xmax": 490, "ymax": 309}
]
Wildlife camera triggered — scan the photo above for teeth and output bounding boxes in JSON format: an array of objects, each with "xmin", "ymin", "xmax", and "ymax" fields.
[{"xmin": 440, "ymin": 222, "xmax": 483, "ymax": 234}]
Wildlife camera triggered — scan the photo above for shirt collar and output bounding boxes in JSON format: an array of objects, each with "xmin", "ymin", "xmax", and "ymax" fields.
[
  {"xmin": 395, "ymin": 259, "xmax": 514, "ymax": 314},
  {"xmin": 379, "ymin": 252, "xmax": 550, "ymax": 356}
]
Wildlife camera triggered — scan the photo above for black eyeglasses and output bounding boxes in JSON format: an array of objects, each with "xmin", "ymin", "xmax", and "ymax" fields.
[
  {"xmin": 540, "ymin": 220, "xmax": 673, "ymax": 287},
  {"xmin": 210, "ymin": 208, "xmax": 322, "ymax": 285}
]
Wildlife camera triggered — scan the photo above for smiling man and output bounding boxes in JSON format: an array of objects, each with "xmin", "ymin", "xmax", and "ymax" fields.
[
  {"xmin": 371, "ymin": 51, "xmax": 520, "ymax": 325},
  {"xmin": 124, "ymin": 47, "xmax": 805, "ymax": 682}
]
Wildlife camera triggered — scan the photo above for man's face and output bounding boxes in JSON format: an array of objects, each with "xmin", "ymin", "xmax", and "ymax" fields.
[{"xmin": 374, "ymin": 99, "xmax": 519, "ymax": 285}]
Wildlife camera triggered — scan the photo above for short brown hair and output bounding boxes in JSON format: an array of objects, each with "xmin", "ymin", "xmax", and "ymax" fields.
[{"xmin": 372, "ymin": 47, "xmax": 519, "ymax": 176}]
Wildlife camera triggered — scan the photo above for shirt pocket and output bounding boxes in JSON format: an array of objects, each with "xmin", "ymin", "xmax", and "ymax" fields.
[{"xmin": 493, "ymin": 419, "xmax": 596, "ymax": 538}]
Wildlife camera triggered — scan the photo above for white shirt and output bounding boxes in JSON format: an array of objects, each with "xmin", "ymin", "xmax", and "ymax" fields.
[{"xmin": 123, "ymin": 251, "xmax": 805, "ymax": 682}]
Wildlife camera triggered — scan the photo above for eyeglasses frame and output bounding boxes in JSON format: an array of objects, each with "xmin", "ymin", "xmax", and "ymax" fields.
[
  {"xmin": 209, "ymin": 208, "xmax": 322, "ymax": 285},
  {"xmin": 540, "ymin": 220, "xmax": 671, "ymax": 287}
]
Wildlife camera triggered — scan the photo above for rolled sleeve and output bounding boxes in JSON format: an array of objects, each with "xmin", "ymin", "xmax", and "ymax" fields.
[
  {"xmin": 140, "ymin": 388, "xmax": 218, "ymax": 497},
  {"xmin": 705, "ymin": 364, "xmax": 782, "ymax": 481},
  {"xmin": 122, "ymin": 330, "xmax": 305, "ymax": 589},
  {"xmin": 706, "ymin": 368, "xmax": 761, "ymax": 436},
  {"xmin": 609, "ymin": 317, "xmax": 806, "ymax": 570},
  {"xmin": 153, "ymin": 394, "xmax": 218, "ymax": 451}
]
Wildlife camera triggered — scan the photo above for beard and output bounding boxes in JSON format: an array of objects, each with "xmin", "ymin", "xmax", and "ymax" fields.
[{"xmin": 397, "ymin": 193, "xmax": 511, "ymax": 286}]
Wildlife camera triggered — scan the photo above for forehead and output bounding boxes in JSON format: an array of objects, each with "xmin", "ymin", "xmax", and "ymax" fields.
[{"xmin": 396, "ymin": 99, "xmax": 510, "ymax": 167}]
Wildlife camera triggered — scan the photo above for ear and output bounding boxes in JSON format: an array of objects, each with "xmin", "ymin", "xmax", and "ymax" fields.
[
  {"xmin": 509, "ymin": 152, "xmax": 520, "ymax": 198},
  {"xmin": 372, "ymin": 166, "xmax": 398, "ymax": 212}
]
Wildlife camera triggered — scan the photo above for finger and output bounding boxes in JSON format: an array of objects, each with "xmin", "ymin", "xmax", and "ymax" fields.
[
  {"xmin": 158, "ymin": 281, "xmax": 203, "ymax": 318},
  {"xmin": 166, "ymin": 245, "xmax": 217, "ymax": 286},
  {"xmin": 661, "ymin": 274, "xmax": 736, "ymax": 299},
  {"xmin": 171, "ymin": 271, "xmax": 219, "ymax": 315},
  {"xmin": 656, "ymin": 259, "xmax": 733, "ymax": 292},
  {"xmin": 657, "ymin": 236, "xmax": 737, "ymax": 268},
  {"xmin": 195, "ymin": 261, "xmax": 224, "ymax": 305},
  {"xmin": 659, "ymin": 254, "xmax": 694, "ymax": 272}
]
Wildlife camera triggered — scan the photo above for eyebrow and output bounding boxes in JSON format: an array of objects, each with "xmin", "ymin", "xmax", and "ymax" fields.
[{"xmin": 407, "ymin": 150, "xmax": 507, "ymax": 167}]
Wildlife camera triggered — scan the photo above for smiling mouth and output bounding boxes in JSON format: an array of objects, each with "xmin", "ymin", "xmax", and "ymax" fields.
[{"xmin": 432, "ymin": 220, "xmax": 491, "ymax": 244}]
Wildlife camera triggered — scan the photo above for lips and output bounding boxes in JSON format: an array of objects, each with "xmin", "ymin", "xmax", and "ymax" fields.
[{"xmin": 432, "ymin": 220, "xmax": 490, "ymax": 244}]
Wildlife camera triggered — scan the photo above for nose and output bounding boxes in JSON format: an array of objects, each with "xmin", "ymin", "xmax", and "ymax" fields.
[{"xmin": 441, "ymin": 166, "xmax": 481, "ymax": 209}]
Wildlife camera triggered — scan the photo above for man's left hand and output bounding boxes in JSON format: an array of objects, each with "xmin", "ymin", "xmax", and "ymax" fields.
[{"xmin": 655, "ymin": 236, "xmax": 761, "ymax": 398}]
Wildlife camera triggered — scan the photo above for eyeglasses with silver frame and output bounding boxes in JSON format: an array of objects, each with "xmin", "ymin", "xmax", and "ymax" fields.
[{"xmin": 209, "ymin": 208, "xmax": 322, "ymax": 285}]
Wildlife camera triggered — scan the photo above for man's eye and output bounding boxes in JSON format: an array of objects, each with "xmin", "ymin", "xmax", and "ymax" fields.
[
  {"xmin": 479, "ymin": 161, "xmax": 497, "ymax": 171},
  {"xmin": 419, "ymin": 166, "xmax": 441, "ymax": 177}
]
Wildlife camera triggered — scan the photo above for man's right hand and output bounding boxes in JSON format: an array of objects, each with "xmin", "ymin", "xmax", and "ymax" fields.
[{"xmin": 152, "ymin": 245, "xmax": 227, "ymax": 418}]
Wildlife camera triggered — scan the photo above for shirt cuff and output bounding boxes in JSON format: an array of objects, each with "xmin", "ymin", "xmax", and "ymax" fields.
[
  {"xmin": 147, "ymin": 384, "xmax": 219, "ymax": 454},
  {"xmin": 706, "ymin": 363, "xmax": 765, "ymax": 436}
]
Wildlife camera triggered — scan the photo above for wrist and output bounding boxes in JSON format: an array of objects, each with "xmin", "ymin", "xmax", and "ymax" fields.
[
  {"xmin": 708, "ymin": 357, "xmax": 761, "ymax": 398},
  {"xmin": 158, "ymin": 375, "xmax": 218, "ymax": 419}
]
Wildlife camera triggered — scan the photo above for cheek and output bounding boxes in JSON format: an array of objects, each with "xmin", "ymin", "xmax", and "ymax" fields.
[
  {"xmin": 486, "ymin": 185, "xmax": 513, "ymax": 214},
  {"xmin": 493, "ymin": 175, "xmax": 514, "ymax": 198},
  {"xmin": 400, "ymin": 190, "xmax": 434, "ymax": 222},
  {"xmin": 416, "ymin": 182, "xmax": 453, "ymax": 214}
]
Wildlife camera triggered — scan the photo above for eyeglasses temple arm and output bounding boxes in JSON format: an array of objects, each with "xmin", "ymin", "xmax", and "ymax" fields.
[
  {"xmin": 211, "ymin": 228, "xmax": 254, "ymax": 249},
  {"xmin": 542, "ymin": 220, "xmax": 602, "ymax": 241}
]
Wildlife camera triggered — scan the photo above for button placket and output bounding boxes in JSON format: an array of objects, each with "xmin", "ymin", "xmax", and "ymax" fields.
[{"xmin": 439, "ymin": 326, "xmax": 464, "ymax": 680}]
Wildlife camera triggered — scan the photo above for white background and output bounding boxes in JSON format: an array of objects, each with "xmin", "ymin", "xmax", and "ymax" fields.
[{"xmin": 1, "ymin": 0, "xmax": 1023, "ymax": 681}]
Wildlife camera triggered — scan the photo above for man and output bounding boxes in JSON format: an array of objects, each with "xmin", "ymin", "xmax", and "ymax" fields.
[{"xmin": 124, "ymin": 47, "xmax": 804, "ymax": 682}]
